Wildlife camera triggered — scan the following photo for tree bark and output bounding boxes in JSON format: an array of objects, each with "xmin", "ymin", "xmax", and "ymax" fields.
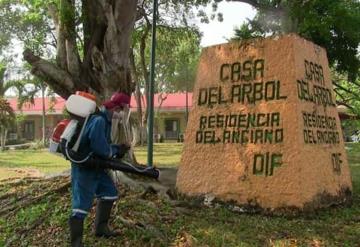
[
  {"xmin": 48, "ymin": 4, "xmax": 67, "ymax": 70},
  {"xmin": 95, "ymin": 0, "xmax": 137, "ymax": 98},
  {"xmin": 41, "ymin": 83, "xmax": 46, "ymax": 146},
  {"xmin": 139, "ymin": 24, "xmax": 150, "ymax": 129},
  {"xmin": 23, "ymin": 49, "xmax": 77, "ymax": 99},
  {"xmin": 0, "ymin": 127, "xmax": 6, "ymax": 151}
]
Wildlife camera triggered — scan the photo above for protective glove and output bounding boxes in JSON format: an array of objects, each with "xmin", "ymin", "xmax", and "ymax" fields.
[{"xmin": 112, "ymin": 144, "xmax": 130, "ymax": 159}]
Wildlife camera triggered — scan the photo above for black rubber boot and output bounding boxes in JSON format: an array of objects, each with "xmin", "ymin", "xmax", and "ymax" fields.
[
  {"xmin": 94, "ymin": 200, "xmax": 121, "ymax": 238},
  {"xmin": 69, "ymin": 217, "xmax": 84, "ymax": 247}
]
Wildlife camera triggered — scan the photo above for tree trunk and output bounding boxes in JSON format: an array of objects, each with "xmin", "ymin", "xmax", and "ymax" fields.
[
  {"xmin": 0, "ymin": 127, "xmax": 6, "ymax": 151},
  {"xmin": 23, "ymin": 0, "xmax": 140, "ymax": 176},
  {"xmin": 138, "ymin": 25, "xmax": 151, "ymax": 143},
  {"xmin": 155, "ymin": 93, "xmax": 167, "ymax": 140},
  {"xmin": 41, "ymin": 83, "xmax": 46, "ymax": 146},
  {"xmin": 130, "ymin": 48, "xmax": 145, "ymax": 145}
]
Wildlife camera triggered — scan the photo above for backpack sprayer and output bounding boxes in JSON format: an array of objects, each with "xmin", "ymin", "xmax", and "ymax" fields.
[{"xmin": 49, "ymin": 91, "xmax": 160, "ymax": 179}]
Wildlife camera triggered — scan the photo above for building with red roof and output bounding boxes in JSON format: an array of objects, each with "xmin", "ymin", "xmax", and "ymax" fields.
[
  {"xmin": 6, "ymin": 93, "xmax": 192, "ymax": 143},
  {"xmin": 5, "ymin": 92, "xmax": 352, "ymax": 144}
]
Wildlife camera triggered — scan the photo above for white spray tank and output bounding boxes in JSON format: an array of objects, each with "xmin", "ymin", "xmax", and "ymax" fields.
[
  {"xmin": 65, "ymin": 93, "xmax": 97, "ymax": 118},
  {"xmin": 60, "ymin": 92, "xmax": 97, "ymax": 162}
]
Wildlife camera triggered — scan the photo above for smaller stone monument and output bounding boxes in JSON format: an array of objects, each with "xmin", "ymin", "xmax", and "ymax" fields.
[{"xmin": 176, "ymin": 34, "xmax": 352, "ymax": 212}]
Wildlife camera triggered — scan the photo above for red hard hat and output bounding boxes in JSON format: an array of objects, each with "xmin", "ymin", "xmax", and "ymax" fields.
[{"xmin": 103, "ymin": 92, "xmax": 131, "ymax": 109}]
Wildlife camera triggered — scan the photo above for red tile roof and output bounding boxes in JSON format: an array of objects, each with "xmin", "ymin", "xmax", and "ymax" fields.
[
  {"xmin": 7, "ymin": 97, "xmax": 66, "ymax": 114},
  {"xmin": 133, "ymin": 92, "xmax": 193, "ymax": 109},
  {"xmin": 7, "ymin": 92, "xmax": 193, "ymax": 114}
]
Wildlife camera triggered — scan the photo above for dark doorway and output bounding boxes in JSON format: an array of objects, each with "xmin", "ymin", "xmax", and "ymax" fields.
[
  {"xmin": 23, "ymin": 121, "xmax": 35, "ymax": 140},
  {"xmin": 164, "ymin": 119, "xmax": 179, "ymax": 140}
]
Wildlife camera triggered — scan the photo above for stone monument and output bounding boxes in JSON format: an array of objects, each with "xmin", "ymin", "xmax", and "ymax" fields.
[{"xmin": 176, "ymin": 34, "xmax": 352, "ymax": 212}]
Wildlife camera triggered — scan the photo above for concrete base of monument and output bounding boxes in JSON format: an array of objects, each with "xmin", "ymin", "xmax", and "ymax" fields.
[{"xmin": 175, "ymin": 186, "xmax": 352, "ymax": 216}]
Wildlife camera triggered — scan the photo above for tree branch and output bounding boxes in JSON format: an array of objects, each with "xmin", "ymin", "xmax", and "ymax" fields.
[
  {"xmin": 61, "ymin": 0, "xmax": 81, "ymax": 78},
  {"xmin": 23, "ymin": 49, "xmax": 75, "ymax": 98},
  {"xmin": 333, "ymin": 80, "xmax": 360, "ymax": 101},
  {"xmin": 48, "ymin": 3, "xmax": 67, "ymax": 70},
  {"xmin": 336, "ymin": 100, "xmax": 355, "ymax": 111},
  {"xmin": 349, "ymin": 79, "xmax": 360, "ymax": 88},
  {"xmin": 139, "ymin": 24, "xmax": 150, "ymax": 126}
]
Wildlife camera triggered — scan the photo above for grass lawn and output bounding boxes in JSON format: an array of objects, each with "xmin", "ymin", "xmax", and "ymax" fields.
[
  {"xmin": 0, "ymin": 143, "xmax": 359, "ymax": 246},
  {"xmin": 0, "ymin": 149, "xmax": 69, "ymax": 179},
  {"xmin": 0, "ymin": 143, "xmax": 183, "ymax": 180}
]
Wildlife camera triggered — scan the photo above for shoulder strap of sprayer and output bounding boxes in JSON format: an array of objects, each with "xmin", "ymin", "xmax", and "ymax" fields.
[
  {"xmin": 65, "ymin": 112, "xmax": 102, "ymax": 164},
  {"xmin": 72, "ymin": 115, "xmax": 89, "ymax": 152}
]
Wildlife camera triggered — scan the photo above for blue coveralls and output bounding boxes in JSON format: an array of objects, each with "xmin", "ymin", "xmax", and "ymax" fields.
[{"xmin": 71, "ymin": 109, "xmax": 119, "ymax": 219}]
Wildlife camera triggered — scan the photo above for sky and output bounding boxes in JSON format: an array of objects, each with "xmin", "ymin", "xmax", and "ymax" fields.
[{"xmin": 197, "ymin": 2, "xmax": 256, "ymax": 47}]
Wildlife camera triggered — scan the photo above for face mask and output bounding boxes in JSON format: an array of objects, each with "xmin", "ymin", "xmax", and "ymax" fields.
[
  {"xmin": 111, "ymin": 105, "xmax": 130, "ymax": 125},
  {"xmin": 112, "ymin": 111, "xmax": 124, "ymax": 122}
]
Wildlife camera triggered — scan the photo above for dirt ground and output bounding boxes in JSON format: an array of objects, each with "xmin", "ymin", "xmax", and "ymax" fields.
[{"xmin": 0, "ymin": 168, "xmax": 44, "ymax": 182}]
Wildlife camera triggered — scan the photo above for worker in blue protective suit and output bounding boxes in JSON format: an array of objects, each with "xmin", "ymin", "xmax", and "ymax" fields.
[{"xmin": 69, "ymin": 92, "xmax": 131, "ymax": 247}]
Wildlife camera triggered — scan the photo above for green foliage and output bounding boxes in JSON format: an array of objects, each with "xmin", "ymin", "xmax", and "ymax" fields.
[
  {"xmin": 341, "ymin": 119, "xmax": 360, "ymax": 141},
  {"xmin": 294, "ymin": 0, "xmax": 360, "ymax": 81},
  {"xmin": 133, "ymin": 26, "xmax": 201, "ymax": 93},
  {"xmin": 0, "ymin": 60, "xmax": 45, "ymax": 110},
  {"xmin": 0, "ymin": 97, "xmax": 15, "ymax": 128},
  {"xmin": 0, "ymin": 0, "xmax": 19, "ymax": 54},
  {"xmin": 170, "ymin": 31, "xmax": 201, "ymax": 92},
  {"xmin": 18, "ymin": 77, "xmax": 46, "ymax": 108},
  {"xmin": 154, "ymin": 27, "xmax": 201, "ymax": 92},
  {"xmin": 0, "ymin": 97, "xmax": 15, "ymax": 150},
  {"xmin": 232, "ymin": 0, "xmax": 360, "ymax": 81},
  {"xmin": 233, "ymin": 23, "xmax": 263, "ymax": 40},
  {"xmin": 16, "ymin": 203, "xmax": 47, "ymax": 226},
  {"xmin": 59, "ymin": 0, "xmax": 75, "ymax": 27},
  {"xmin": 334, "ymin": 71, "xmax": 360, "ymax": 116},
  {"xmin": 0, "ymin": 0, "xmax": 54, "ymax": 56},
  {"xmin": 0, "ymin": 62, "xmax": 7, "ymax": 96},
  {"xmin": 15, "ymin": 113, "xmax": 25, "ymax": 125}
]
